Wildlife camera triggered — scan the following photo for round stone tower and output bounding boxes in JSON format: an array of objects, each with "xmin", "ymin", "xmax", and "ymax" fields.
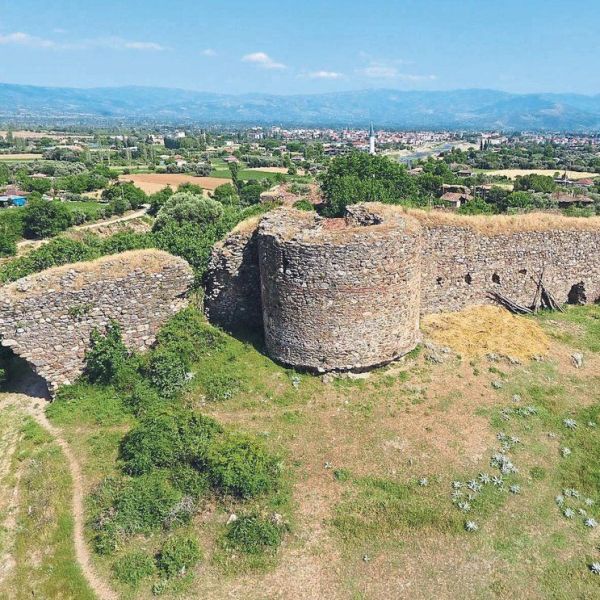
[{"xmin": 257, "ymin": 203, "xmax": 422, "ymax": 372}]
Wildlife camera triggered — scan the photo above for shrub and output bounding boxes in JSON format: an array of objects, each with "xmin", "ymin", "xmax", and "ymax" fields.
[
  {"xmin": 153, "ymin": 192, "xmax": 224, "ymax": 231},
  {"xmin": 292, "ymin": 199, "xmax": 315, "ymax": 211},
  {"xmin": 119, "ymin": 409, "xmax": 222, "ymax": 476},
  {"xmin": 206, "ymin": 433, "xmax": 281, "ymax": 498},
  {"xmin": 122, "ymin": 380, "xmax": 163, "ymax": 417},
  {"xmin": 84, "ymin": 321, "xmax": 130, "ymax": 385},
  {"xmin": 225, "ymin": 514, "xmax": 283, "ymax": 554},
  {"xmin": 146, "ymin": 348, "xmax": 189, "ymax": 398},
  {"xmin": 199, "ymin": 371, "xmax": 241, "ymax": 402},
  {"xmin": 93, "ymin": 471, "xmax": 183, "ymax": 539},
  {"xmin": 23, "ymin": 197, "xmax": 72, "ymax": 238},
  {"xmin": 112, "ymin": 550, "xmax": 155, "ymax": 586},
  {"xmin": 0, "ymin": 233, "xmax": 17, "ymax": 257},
  {"xmin": 156, "ymin": 535, "xmax": 202, "ymax": 578},
  {"xmin": 155, "ymin": 307, "xmax": 225, "ymax": 362},
  {"xmin": 169, "ymin": 465, "xmax": 210, "ymax": 498}
]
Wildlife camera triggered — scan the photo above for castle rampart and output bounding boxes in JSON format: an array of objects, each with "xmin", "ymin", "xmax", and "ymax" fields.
[
  {"xmin": 0, "ymin": 250, "xmax": 193, "ymax": 393},
  {"xmin": 205, "ymin": 204, "xmax": 600, "ymax": 372}
]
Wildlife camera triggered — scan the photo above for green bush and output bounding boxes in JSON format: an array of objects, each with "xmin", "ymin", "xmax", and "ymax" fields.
[
  {"xmin": 155, "ymin": 307, "xmax": 225, "ymax": 362},
  {"xmin": 169, "ymin": 465, "xmax": 210, "ymax": 498},
  {"xmin": 91, "ymin": 471, "xmax": 183, "ymax": 547},
  {"xmin": 112, "ymin": 550, "xmax": 155, "ymax": 586},
  {"xmin": 225, "ymin": 514, "xmax": 283, "ymax": 554},
  {"xmin": 156, "ymin": 535, "xmax": 202, "ymax": 578},
  {"xmin": 292, "ymin": 199, "xmax": 315, "ymax": 211},
  {"xmin": 122, "ymin": 380, "xmax": 163, "ymax": 417},
  {"xmin": 119, "ymin": 409, "xmax": 222, "ymax": 476},
  {"xmin": 206, "ymin": 433, "xmax": 281, "ymax": 498},
  {"xmin": 199, "ymin": 371, "xmax": 241, "ymax": 402},
  {"xmin": 23, "ymin": 197, "xmax": 73, "ymax": 238},
  {"xmin": 153, "ymin": 192, "xmax": 224, "ymax": 231},
  {"xmin": 84, "ymin": 321, "xmax": 130, "ymax": 385},
  {"xmin": 146, "ymin": 348, "xmax": 189, "ymax": 397}
]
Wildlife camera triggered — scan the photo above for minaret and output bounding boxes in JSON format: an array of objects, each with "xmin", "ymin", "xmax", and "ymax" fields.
[{"xmin": 369, "ymin": 122, "xmax": 376, "ymax": 155}]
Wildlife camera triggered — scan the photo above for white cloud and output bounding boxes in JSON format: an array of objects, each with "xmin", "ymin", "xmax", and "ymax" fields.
[
  {"xmin": 308, "ymin": 70, "xmax": 344, "ymax": 79},
  {"xmin": 242, "ymin": 51, "xmax": 286, "ymax": 69},
  {"xmin": 201, "ymin": 48, "xmax": 217, "ymax": 57},
  {"xmin": 361, "ymin": 64, "xmax": 399, "ymax": 79},
  {"xmin": 0, "ymin": 32, "xmax": 57, "ymax": 48},
  {"xmin": 0, "ymin": 31, "xmax": 165, "ymax": 51},
  {"xmin": 122, "ymin": 41, "xmax": 165, "ymax": 51},
  {"xmin": 359, "ymin": 61, "xmax": 436, "ymax": 82}
]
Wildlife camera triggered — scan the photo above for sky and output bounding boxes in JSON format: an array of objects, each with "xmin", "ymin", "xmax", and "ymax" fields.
[{"xmin": 0, "ymin": 0, "xmax": 599, "ymax": 95}]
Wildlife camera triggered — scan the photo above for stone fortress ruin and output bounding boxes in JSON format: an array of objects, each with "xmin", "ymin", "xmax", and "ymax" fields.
[
  {"xmin": 206, "ymin": 203, "xmax": 600, "ymax": 372},
  {"xmin": 0, "ymin": 250, "xmax": 193, "ymax": 394}
]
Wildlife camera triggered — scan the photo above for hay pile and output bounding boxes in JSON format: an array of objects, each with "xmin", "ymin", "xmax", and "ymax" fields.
[{"xmin": 421, "ymin": 305, "xmax": 550, "ymax": 360}]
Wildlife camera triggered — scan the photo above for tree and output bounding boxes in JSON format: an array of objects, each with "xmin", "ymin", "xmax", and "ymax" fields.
[
  {"xmin": 212, "ymin": 183, "xmax": 240, "ymax": 206},
  {"xmin": 153, "ymin": 192, "xmax": 224, "ymax": 231},
  {"xmin": 23, "ymin": 197, "xmax": 72, "ymax": 239},
  {"xmin": 320, "ymin": 152, "xmax": 418, "ymax": 217},
  {"xmin": 101, "ymin": 182, "xmax": 146, "ymax": 210},
  {"xmin": 239, "ymin": 183, "xmax": 263, "ymax": 206},
  {"xmin": 228, "ymin": 162, "xmax": 241, "ymax": 193}
]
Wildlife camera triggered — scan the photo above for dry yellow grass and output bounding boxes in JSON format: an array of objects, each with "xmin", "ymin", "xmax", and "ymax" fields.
[
  {"xmin": 421, "ymin": 305, "xmax": 550, "ymax": 359},
  {"xmin": 405, "ymin": 207, "xmax": 600, "ymax": 234},
  {"xmin": 1, "ymin": 249, "xmax": 185, "ymax": 297},
  {"xmin": 482, "ymin": 168, "xmax": 598, "ymax": 180}
]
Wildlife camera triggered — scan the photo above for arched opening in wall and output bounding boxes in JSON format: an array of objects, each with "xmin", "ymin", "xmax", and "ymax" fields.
[
  {"xmin": 492, "ymin": 273, "xmax": 501, "ymax": 285},
  {"xmin": 465, "ymin": 273, "xmax": 472, "ymax": 285},
  {"xmin": 519, "ymin": 269, "xmax": 527, "ymax": 276},
  {"xmin": 567, "ymin": 282, "xmax": 587, "ymax": 305},
  {"xmin": 0, "ymin": 343, "xmax": 49, "ymax": 399}
]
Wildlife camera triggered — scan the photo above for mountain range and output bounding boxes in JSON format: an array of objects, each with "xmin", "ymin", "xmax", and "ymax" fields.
[{"xmin": 1, "ymin": 83, "xmax": 600, "ymax": 130}]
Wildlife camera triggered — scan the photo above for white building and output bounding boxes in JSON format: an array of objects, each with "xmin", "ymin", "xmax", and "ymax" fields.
[{"xmin": 369, "ymin": 123, "xmax": 376, "ymax": 155}]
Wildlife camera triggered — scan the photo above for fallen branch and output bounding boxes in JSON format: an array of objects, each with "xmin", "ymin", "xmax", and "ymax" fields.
[{"xmin": 488, "ymin": 291, "xmax": 534, "ymax": 315}]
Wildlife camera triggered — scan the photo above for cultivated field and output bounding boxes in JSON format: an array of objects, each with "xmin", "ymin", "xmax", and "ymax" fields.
[
  {"xmin": 481, "ymin": 169, "xmax": 598, "ymax": 180},
  {"xmin": 0, "ymin": 153, "xmax": 42, "ymax": 161},
  {"xmin": 118, "ymin": 173, "xmax": 232, "ymax": 194}
]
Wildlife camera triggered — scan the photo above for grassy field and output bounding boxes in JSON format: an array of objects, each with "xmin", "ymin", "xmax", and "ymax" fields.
[
  {"xmin": 0, "ymin": 304, "xmax": 586, "ymax": 599},
  {"xmin": 0, "ymin": 408, "xmax": 95, "ymax": 599}
]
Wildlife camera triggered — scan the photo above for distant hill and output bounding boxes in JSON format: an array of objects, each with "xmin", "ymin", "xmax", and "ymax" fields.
[{"xmin": 1, "ymin": 83, "xmax": 600, "ymax": 130}]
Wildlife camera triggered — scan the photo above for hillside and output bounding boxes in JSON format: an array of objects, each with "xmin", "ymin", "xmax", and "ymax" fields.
[
  {"xmin": 2, "ymin": 83, "xmax": 600, "ymax": 130},
  {"xmin": 1, "ymin": 304, "xmax": 599, "ymax": 598}
]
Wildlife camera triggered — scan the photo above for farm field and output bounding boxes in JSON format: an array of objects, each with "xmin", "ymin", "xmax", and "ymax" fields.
[
  {"xmin": 0, "ymin": 153, "xmax": 42, "ymax": 161},
  {"xmin": 479, "ymin": 169, "xmax": 598, "ymax": 180},
  {"xmin": 1, "ymin": 304, "xmax": 598, "ymax": 599},
  {"xmin": 118, "ymin": 173, "xmax": 232, "ymax": 194}
]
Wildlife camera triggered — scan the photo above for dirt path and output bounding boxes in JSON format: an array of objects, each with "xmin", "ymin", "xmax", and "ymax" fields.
[
  {"xmin": 0, "ymin": 393, "xmax": 115, "ymax": 600},
  {"xmin": 16, "ymin": 206, "xmax": 149, "ymax": 256}
]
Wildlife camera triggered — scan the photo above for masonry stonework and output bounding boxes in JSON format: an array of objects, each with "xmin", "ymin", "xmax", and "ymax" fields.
[
  {"xmin": 0, "ymin": 250, "xmax": 193, "ymax": 393},
  {"xmin": 205, "ymin": 204, "xmax": 600, "ymax": 372}
]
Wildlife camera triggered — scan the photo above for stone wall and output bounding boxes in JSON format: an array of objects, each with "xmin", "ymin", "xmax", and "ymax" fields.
[
  {"xmin": 204, "ymin": 217, "xmax": 262, "ymax": 332},
  {"xmin": 0, "ymin": 250, "xmax": 193, "ymax": 393},
  {"xmin": 420, "ymin": 225, "xmax": 600, "ymax": 314},
  {"xmin": 257, "ymin": 206, "xmax": 422, "ymax": 371},
  {"xmin": 205, "ymin": 204, "xmax": 600, "ymax": 372}
]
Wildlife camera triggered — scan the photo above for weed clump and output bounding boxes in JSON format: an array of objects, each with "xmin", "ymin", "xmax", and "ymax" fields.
[
  {"xmin": 156, "ymin": 535, "xmax": 202, "ymax": 578},
  {"xmin": 224, "ymin": 514, "xmax": 284, "ymax": 554},
  {"xmin": 112, "ymin": 550, "xmax": 155, "ymax": 587}
]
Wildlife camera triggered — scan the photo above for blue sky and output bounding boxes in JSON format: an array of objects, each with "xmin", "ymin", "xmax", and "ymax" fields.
[{"xmin": 0, "ymin": 0, "xmax": 599, "ymax": 95}]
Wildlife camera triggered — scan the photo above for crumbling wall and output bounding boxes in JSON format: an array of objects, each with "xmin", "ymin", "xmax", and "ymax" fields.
[
  {"xmin": 205, "ymin": 204, "xmax": 600, "ymax": 373},
  {"xmin": 257, "ymin": 206, "xmax": 422, "ymax": 371},
  {"xmin": 0, "ymin": 250, "xmax": 193, "ymax": 393},
  {"xmin": 203, "ymin": 217, "xmax": 262, "ymax": 332},
  {"xmin": 419, "ymin": 225, "xmax": 600, "ymax": 314}
]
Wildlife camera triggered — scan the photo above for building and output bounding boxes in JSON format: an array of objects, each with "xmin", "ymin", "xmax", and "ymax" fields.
[{"xmin": 369, "ymin": 123, "xmax": 376, "ymax": 155}]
